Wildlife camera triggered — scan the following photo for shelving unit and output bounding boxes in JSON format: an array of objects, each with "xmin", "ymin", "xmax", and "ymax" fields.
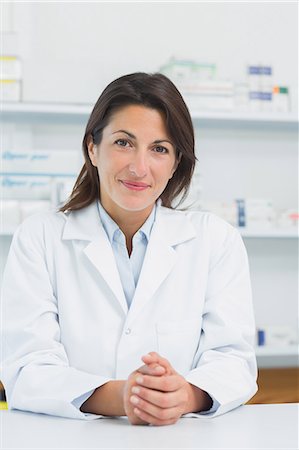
[{"xmin": 2, "ymin": 102, "xmax": 298, "ymax": 240}]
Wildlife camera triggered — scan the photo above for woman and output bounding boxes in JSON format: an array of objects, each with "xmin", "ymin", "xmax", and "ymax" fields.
[{"xmin": 1, "ymin": 72, "xmax": 257, "ymax": 425}]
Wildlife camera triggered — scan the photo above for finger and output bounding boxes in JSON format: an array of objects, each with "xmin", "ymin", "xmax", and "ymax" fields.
[
  {"xmin": 141, "ymin": 353, "xmax": 173, "ymax": 374},
  {"xmin": 135, "ymin": 374, "xmax": 184, "ymax": 392},
  {"xmin": 130, "ymin": 393, "xmax": 179, "ymax": 420},
  {"xmin": 131, "ymin": 384, "xmax": 180, "ymax": 409},
  {"xmin": 137, "ymin": 364, "xmax": 166, "ymax": 376},
  {"xmin": 132, "ymin": 405, "xmax": 179, "ymax": 426}
]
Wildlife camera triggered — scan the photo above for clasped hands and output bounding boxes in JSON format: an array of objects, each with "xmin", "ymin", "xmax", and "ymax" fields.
[{"xmin": 123, "ymin": 351, "xmax": 201, "ymax": 426}]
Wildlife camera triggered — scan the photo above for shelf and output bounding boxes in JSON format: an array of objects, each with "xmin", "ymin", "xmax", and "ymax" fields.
[
  {"xmin": 1, "ymin": 102, "xmax": 298, "ymax": 127},
  {"xmin": 191, "ymin": 110, "xmax": 298, "ymax": 127},
  {"xmin": 255, "ymin": 345, "xmax": 298, "ymax": 357},
  {"xmin": 0, "ymin": 229, "xmax": 18, "ymax": 236},
  {"xmin": 1, "ymin": 102, "xmax": 93, "ymax": 116},
  {"xmin": 239, "ymin": 228, "xmax": 298, "ymax": 238}
]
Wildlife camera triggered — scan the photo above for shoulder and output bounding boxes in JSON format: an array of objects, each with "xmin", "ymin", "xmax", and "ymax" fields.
[
  {"xmin": 12, "ymin": 207, "xmax": 68, "ymax": 244},
  {"xmin": 157, "ymin": 206, "xmax": 243, "ymax": 258},
  {"xmin": 160, "ymin": 206, "xmax": 238, "ymax": 238},
  {"xmin": 13, "ymin": 201, "xmax": 100, "ymax": 244}
]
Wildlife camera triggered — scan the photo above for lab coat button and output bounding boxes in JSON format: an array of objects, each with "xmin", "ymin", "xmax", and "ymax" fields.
[{"xmin": 125, "ymin": 328, "xmax": 131, "ymax": 335}]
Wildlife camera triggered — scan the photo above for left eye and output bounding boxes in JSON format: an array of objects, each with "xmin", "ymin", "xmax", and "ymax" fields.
[{"xmin": 153, "ymin": 146, "xmax": 168, "ymax": 154}]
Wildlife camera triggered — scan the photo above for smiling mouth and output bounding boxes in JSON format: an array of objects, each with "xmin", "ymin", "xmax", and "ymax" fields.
[{"xmin": 120, "ymin": 180, "xmax": 150, "ymax": 191}]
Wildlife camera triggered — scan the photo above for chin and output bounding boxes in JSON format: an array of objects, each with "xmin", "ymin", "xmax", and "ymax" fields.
[{"xmin": 117, "ymin": 198, "xmax": 155, "ymax": 213}]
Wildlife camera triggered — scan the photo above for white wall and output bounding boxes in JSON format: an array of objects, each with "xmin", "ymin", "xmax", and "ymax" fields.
[{"xmin": 3, "ymin": 1, "xmax": 298, "ymax": 107}]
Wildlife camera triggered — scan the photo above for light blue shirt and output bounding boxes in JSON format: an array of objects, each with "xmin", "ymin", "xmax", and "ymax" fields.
[{"xmin": 97, "ymin": 200, "xmax": 156, "ymax": 308}]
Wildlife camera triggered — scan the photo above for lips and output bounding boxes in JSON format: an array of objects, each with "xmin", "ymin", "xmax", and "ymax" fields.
[{"xmin": 120, "ymin": 180, "xmax": 150, "ymax": 191}]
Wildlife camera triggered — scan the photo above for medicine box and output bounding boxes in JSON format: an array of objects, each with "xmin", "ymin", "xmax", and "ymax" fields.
[{"xmin": 1, "ymin": 149, "xmax": 82, "ymax": 176}]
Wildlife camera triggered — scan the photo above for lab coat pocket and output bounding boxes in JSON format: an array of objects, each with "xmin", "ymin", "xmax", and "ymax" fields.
[{"xmin": 155, "ymin": 319, "xmax": 200, "ymax": 376}]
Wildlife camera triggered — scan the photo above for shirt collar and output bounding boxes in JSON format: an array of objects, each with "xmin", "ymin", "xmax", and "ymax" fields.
[{"xmin": 97, "ymin": 200, "xmax": 156, "ymax": 244}]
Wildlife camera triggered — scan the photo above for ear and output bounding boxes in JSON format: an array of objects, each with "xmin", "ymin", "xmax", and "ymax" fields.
[{"xmin": 87, "ymin": 139, "xmax": 98, "ymax": 167}]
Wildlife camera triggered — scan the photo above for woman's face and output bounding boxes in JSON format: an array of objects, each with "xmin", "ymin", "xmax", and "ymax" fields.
[{"xmin": 88, "ymin": 104, "xmax": 178, "ymax": 219}]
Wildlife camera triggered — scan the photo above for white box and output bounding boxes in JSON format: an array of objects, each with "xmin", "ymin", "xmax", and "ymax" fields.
[
  {"xmin": 1, "ymin": 200, "xmax": 21, "ymax": 232},
  {"xmin": 0, "ymin": 79, "xmax": 21, "ymax": 102},
  {"xmin": 1, "ymin": 149, "xmax": 81, "ymax": 176},
  {"xmin": 0, "ymin": 56, "xmax": 22, "ymax": 79},
  {"xmin": 20, "ymin": 200, "xmax": 52, "ymax": 221},
  {"xmin": 1, "ymin": 175, "xmax": 52, "ymax": 200}
]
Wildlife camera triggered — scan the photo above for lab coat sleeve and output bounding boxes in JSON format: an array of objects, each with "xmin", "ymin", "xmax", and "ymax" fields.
[
  {"xmin": 184, "ymin": 223, "xmax": 258, "ymax": 418},
  {"xmin": 1, "ymin": 217, "xmax": 112, "ymax": 420}
]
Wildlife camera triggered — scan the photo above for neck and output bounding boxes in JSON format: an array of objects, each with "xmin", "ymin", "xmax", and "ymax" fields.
[
  {"xmin": 113, "ymin": 208, "xmax": 153, "ymax": 240},
  {"xmin": 101, "ymin": 201, "xmax": 155, "ymax": 243}
]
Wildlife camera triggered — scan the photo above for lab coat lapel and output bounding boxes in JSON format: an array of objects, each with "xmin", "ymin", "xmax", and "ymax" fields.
[
  {"xmin": 83, "ymin": 238, "xmax": 128, "ymax": 314},
  {"xmin": 62, "ymin": 202, "xmax": 128, "ymax": 314},
  {"xmin": 128, "ymin": 206, "xmax": 196, "ymax": 322}
]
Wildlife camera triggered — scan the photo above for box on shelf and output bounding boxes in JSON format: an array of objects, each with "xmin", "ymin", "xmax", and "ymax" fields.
[
  {"xmin": 256, "ymin": 326, "xmax": 298, "ymax": 347},
  {"xmin": 246, "ymin": 64, "xmax": 291, "ymax": 113},
  {"xmin": 1, "ymin": 175, "xmax": 77, "ymax": 205},
  {"xmin": 201, "ymin": 200, "xmax": 237, "ymax": 225},
  {"xmin": 0, "ymin": 55, "xmax": 22, "ymax": 102},
  {"xmin": 234, "ymin": 82, "xmax": 250, "ymax": 112},
  {"xmin": 51, "ymin": 177, "xmax": 77, "ymax": 207},
  {"xmin": 276, "ymin": 209, "xmax": 299, "ymax": 228},
  {"xmin": 1, "ymin": 175, "xmax": 52, "ymax": 200},
  {"xmin": 184, "ymin": 92, "xmax": 234, "ymax": 111},
  {"xmin": 201, "ymin": 198, "xmax": 298, "ymax": 230},
  {"xmin": 173, "ymin": 79, "xmax": 235, "ymax": 112},
  {"xmin": 247, "ymin": 65, "xmax": 273, "ymax": 113},
  {"xmin": 159, "ymin": 57, "xmax": 217, "ymax": 81},
  {"xmin": 1, "ymin": 199, "xmax": 52, "ymax": 233},
  {"xmin": 0, "ymin": 200, "xmax": 21, "ymax": 231},
  {"xmin": 20, "ymin": 200, "xmax": 52, "ymax": 220},
  {"xmin": 0, "ymin": 79, "xmax": 21, "ymax": 102},
  {"xmin": 243, "ymin": 198, "xmax": 276, "ymax": 229},
  {"xmin": 0, "ymin": 56, "xmax": 22, "ymax": 79},
  {"xmin": 272, "ymin": 86, "xmax": 291, "ymax": 113},
  {"xmin": 1, "ymin": 149, "xmax": 81, "ymax": 176},
  {"xmin": 159, "ymin": 57, "xmax": 235, "ymax": 111}
]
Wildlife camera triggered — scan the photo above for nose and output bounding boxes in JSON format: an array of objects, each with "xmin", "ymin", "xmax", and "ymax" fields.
[{"xmin": 128, "ymin": 151, "xmax": 148, "ymax": 178}]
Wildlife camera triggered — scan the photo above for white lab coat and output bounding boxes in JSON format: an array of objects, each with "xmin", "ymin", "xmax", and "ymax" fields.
[{"xmin": 1, "ymin": 200, "xmax": 257, "ymax": 420}]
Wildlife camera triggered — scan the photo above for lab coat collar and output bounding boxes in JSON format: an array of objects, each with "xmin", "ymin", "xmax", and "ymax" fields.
[
  {"xmin": 61, "ymin": 201, "xmax": 104, "ymax": 242},
  {"xmin": 61, "ymin": 200, "xmax": 196, "ymax": 246},
  {"xmin": 61, "ymin": 200, "xmax": 197, "ymax": 317}
]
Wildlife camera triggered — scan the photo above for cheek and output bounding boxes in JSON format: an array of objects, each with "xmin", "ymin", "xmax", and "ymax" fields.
[
  {"xmin": 156, "ymin": 161, "xmax": 177, "ymax": 183},
  {"xmin": 98, "ymin": 153, "xmax": 126, "ymax": 181}
]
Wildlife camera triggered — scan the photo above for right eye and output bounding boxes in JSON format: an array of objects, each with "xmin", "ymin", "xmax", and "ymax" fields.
[{"xmin": 115, "ymin": 139, "xmax": 130, "ymax": 148}]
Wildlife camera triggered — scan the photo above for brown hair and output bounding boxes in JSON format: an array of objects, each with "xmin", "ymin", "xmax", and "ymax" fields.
[{"xmin": 60, "ymin": 72, "xmax": 196, "ymax": 212}]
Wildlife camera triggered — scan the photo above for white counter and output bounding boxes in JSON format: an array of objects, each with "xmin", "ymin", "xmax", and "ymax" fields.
[{"xmin": 1, "ymin": 403, "xmax": 298, "ymax": 449}]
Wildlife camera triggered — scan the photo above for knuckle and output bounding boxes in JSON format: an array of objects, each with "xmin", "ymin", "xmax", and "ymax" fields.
[
  {"xmin": 158, "ymin": 408, "xmax": 169, "ymax": 421},
  {"xmin": 159, "ymin": 395, "xmax": 169, "ymax": 408},
  {"xmin": 137, "ymin": 398, "xmax": 145, "ymax": 409}
]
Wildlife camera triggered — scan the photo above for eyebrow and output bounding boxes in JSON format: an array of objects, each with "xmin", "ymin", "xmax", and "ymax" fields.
[{"xmin": 112, "ymin": 129, "xmax": 174, "ymax": 146}]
